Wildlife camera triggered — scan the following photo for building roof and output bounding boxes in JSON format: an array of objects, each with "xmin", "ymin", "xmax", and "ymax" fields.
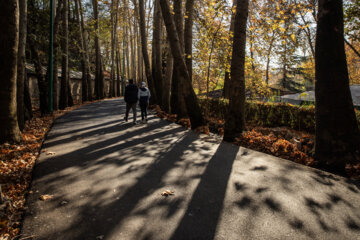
[{"xmin": 26, "ymin": 63, "xmax": 96, "ymax": 80}]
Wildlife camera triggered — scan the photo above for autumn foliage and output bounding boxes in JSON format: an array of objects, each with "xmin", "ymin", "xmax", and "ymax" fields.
[{"xmin": 0, "ymin": 106, "xmax": 82, "ymax": 239}]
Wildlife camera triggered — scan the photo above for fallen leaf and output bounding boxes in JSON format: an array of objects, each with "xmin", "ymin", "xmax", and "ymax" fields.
[
  {"xmin": 161, "ymin": 190, "xmax": 175, "ymax": 196},
  {"xmin": 39, "ymin": 194, "xmax": 53, "ymax": 201}
]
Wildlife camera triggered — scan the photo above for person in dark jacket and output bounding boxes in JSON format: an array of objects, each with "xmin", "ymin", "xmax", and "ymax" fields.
[
  {"xmin": 124, "ymin": 79, "xmax": 138, "ymax": 124},
  {"xmin": 138, "ymin": 82, "xmax": 151, "ymax": 123}
]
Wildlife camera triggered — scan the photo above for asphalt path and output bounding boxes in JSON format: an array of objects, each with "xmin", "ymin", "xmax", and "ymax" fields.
[{"xmin": 21, "ymin": 98, "xmax": 360, "ymax": 240}]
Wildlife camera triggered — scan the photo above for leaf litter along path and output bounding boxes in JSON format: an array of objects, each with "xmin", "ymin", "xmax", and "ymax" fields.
[{"xmin": 21, "ymin": 99, "xmax": 360, "ymax": 240}]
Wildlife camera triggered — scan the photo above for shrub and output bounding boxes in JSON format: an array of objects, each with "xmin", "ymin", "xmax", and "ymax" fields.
[{"xmin": 198, "ymin": 97, "xmax": 360, "ymax": 133}]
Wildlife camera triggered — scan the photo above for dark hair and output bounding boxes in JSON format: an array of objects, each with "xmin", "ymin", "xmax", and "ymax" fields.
[{"xmin": 129, "ymin": 79, "xmax": 134, "ymax": 84}]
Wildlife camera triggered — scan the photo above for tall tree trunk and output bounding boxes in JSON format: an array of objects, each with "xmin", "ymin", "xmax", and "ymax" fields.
[
  {"xmin": 162, "ymin": 41, "xmax": 173, "ymax": 113},
  {"xmin": 116, "ymin": 48, "xmax": 121, "ymax": 96},
  {"xmin": 93, "ymin": 0, "xmax": 104, "ymax": 99},
  {"xmin": 265, "ymin": 35, "xmax": 275, "ymax": 85},
  {"xmin": 152, "ymin": 0, "xmax": 163, "ymax": 107},
  {"xmin": 131, "ymin": 10, "xmax": 137, "ymax": 82},
  {"xmin": 160, "ymin": 0, "xmax": 205, "ymax": 129},
  {"xmin": 79, "ymin": 0, "xmax": 92, "ymax": 101},
  {"xmin": 223, "ymin": 0, "xmax": 236, "ymax": 99},
  {"xmin": 75, "ymin": 0, "xmax": 88, "ymax": 102},
  {"xmin": 139, "ymin": 0, "xmax": 157, "ymax": 103},
  {"xmin": 184, "ymin": 0, "xmax": 194, "ymax": 82},
  {"xmin": 30, "ymin": 40, "xmax": 48, "ymax": 114},
  {"xmin": 171, "ymin": 0, "xmax": 187, "ymax": 118},
  {"xmin": 17, "ymin": 0, "xmax": 27, "ymax": 131},
  {"xmin": 52, "ymin": 0, "xmax": 63, "ymax": 110},
  {"xmin": 59, "ymin": 0, "xmax": 69, "ymax": 109},
  {"xmin": 224, "ymin": 0, "xmax": 249, "ymax": 142},
  {"xmin": 0, "ymin": 0, "xmax": 21, "ymax": 142},
  {"xmin": 24, "ymin": 73, "xmax": 33, "ymax": 121},
  {"xmin": 315, "ymin": 0, "xmax": 360, "ymax": 170}
]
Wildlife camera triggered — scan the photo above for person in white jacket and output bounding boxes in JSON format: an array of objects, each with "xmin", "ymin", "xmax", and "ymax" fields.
[{"xmin": 138, "ymin": 82, "xmax": 151, "ymax": 122}]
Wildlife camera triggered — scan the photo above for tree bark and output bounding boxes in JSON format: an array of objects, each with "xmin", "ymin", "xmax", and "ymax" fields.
[
  {"xmin": 160, "ymin": 0, "xmax": 205, "ymax": 129},
  {"xmin": 152, "ymin": 0, "xmax": 163, "ymax": 106},
  {"xmin": 24, "ymin": 73, "xmax": 33, "ymax": 121},
  {"xmin": 139, "ymin": 0, "xmax": 157, "ymax": 103},
  {"xmin": 223, "ymin": 0, "xmax": 236, "ymax": 99},
  {"xmin": 59, "ymin": 0, "xmax": 69, "ymax": 109},
  {"xmin": 0, "ymin": 0, "xmax": 22, "ymax": 143},
  {"xmin": 93, "ymin": 0, "xmax": 105, "ymax": 99},
  {"xmin": 162, "ymin": 41, "xmax": 173, "ymax": 113},
  {"xmin": 52, "ymin": 0, "xmax": 64, "ymax": 110},
  {"xmin": 75, "ymin": 0, "xmax": 88, "ymax": 102},
  {"xmin": 171, "ymin": 0, "xmax": 187, "ymax": 118},
  {"xmin": 315, "ymin": 0, "xmax": 360, "ymax": 170},
  {"xmin": 79, "ymin": 0, "xmax": 92, "ymax": 101},
  {"xmin": 17, "ymin": 0, "xmax": 27, "ymax": 131},
  {"xmin": 184, "ymin": 0, "xmax": 194, "ymax": 82},
  {"xmin": 223, "ymin": 0, "xmax": 249, "ymax": 142}
]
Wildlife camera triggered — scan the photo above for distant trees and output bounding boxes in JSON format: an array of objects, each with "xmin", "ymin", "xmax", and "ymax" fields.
[{"xmin": 315, "ymin": 0, "xmax": 360, "ymax": 170}]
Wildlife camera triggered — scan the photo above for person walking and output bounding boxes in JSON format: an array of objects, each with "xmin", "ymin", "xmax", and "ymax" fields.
[
  {"xmin": 124, "ymin": 79, "xmax": 138, "ymax": 124},
  {"xmin": 138, "ymin": 81, "xmax": 151, "ymax": 123}
]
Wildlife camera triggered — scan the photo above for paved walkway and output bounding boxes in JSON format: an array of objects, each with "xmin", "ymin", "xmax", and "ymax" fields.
[{"xmin": 22, "ymin": 99, "xmax": 360, "ymax": 240}]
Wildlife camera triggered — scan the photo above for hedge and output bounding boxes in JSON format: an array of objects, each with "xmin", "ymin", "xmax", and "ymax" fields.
[{"xmin": 198, "ymin": 98, "xmax": 360, "ymax": 133}]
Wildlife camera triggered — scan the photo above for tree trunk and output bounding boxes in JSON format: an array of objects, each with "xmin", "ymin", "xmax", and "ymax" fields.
[
  {"xmin": 162, "ymin": 41, "xmax": 173, "ymax": 113},
  {"xmin": 79, "ymin": 0, "xmax": 92, "ymax": 101},
  {"xmin": 17, "ymin": 0, "xmax": 27, "ymax": 131},
  {"xmin": 152, "ymin": 0, "xmax": 163, "ymax": 106},
  {"xmin": 75, "ymin": 0, "xmax": 88, "ymax": 102},
  {"xmin": 315, "ymin": 0, "xmax": 360, "ymax": 170},
  {"xmin": 93, "ymin": 0, "xmax": 104, "ymax": 99},
  {"xmin": 184, "ymin": 0, "xmax": 194, "ymax": 82},
  {"xmin": 0, "ymin": 0, "xmax": 21, "ymax": 143},
  {"xmin": 52, "ymin": 0, "xmax": 63, "ymax": 110},
  {"xmin": 24, "ymin": 73, "xmax": 33, "ymax": 121},
  {"xmin": 59, "ymin": 0, "xmax": 69, "ymax": 109},
  {"xmin": 139, "ymin": 0, "xmax": 157, "ymax": 103},
  {"xmin": 171, "ymin": 0, "xmax": 187, "ymax": 118},
  {"xmin": 110, "ymin": 0, "xmax": 115, "ymax": 97},
  {"xmin": 223, "ymin": 0, "xmax": 249, "ymax": 142},
  {"xmin": 160, "ymin": 0, "xmax": 205, "ymax": 129}
]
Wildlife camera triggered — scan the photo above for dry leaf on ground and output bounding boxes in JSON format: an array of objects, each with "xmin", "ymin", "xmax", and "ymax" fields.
[
  {"xmin": 39, "ymin": 194, "xmax": 53, "ymax": 201},
  {"xmin": 161, "ymin": 190, "xmax": 175, "ymax": 196}
]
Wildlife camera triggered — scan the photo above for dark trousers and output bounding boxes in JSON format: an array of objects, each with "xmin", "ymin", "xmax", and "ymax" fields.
[
  {"xmin": 140, "ymin": 103, "xmax": 148, "ymax": 120},
  {"xmin": 125, "ymin": 103, "xmax": 137, "ymax": 122}
]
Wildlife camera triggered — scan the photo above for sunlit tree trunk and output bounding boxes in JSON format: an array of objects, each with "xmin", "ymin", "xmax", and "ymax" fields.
[
  {"xmin": 160, "ymin": 0, "xmax": 205, "ymax": 129},
  {"xmin": 75, "ymin": 0, "xmax": 88, "ymax": 102},
  {"xmin": 0, "ymin": 0, "xmax": 21, "ymax": 142},
  {"xmin": 152, "ymin": 0, "xmax": 164, "ymax": 106},
  {"xmin": 223, "ymin": 0, "xmax": 235, "ymax": 99},
  {"xmin": 224, "ymin": 0, "xmax": 249, "ymax": 142},
  {"xmin": 315, "ymin": 0, "xmax": 360, "ymax": 170},
  {"xmin": 184, "ymin": 0, "xmax": 194, "ymax": 82},
  {"xmin": 139, "ymin": 0, "xmax": 157, "ymax": 103},
  {"xmin": 60, "ymin": 0, "xmax": 69, "ymax": 109}
]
